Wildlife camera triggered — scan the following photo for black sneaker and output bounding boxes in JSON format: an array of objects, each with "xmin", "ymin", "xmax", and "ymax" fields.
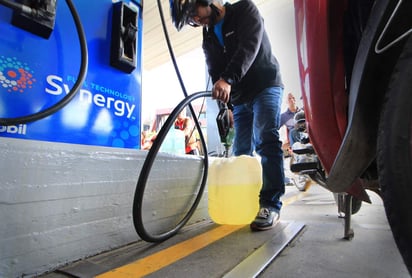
[{"xmin": 250, "ymin": 208, "xmax": 280, "ymax": 231}]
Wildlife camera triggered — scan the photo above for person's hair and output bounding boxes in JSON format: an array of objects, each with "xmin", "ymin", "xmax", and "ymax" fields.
[
  {"xmin": 170, "ymin": 0, "xmax": 223, "ymax": 31},
  {"xmin": 196, "ymin": 0, "xmax": 212, "ymax": 6}
]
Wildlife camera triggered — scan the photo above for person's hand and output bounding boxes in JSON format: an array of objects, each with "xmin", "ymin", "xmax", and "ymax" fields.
[{"xmin": 212, "ymin": 78, "xmax": 231, "ymax": 103}]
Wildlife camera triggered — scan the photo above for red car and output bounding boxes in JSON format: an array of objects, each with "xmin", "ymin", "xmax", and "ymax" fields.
[{"xmin": 294, "ymin": 0, "xmax": 411, "ymax": 274}]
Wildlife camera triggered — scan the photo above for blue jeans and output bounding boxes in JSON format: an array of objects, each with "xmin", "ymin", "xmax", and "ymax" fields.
[
  {"xmin": 289, "ymin": 128, "xmax": 301, "ymax": 146},
  {"xmin": 232, "ymin": 87, "xmax": 285, "ymax": 212}
]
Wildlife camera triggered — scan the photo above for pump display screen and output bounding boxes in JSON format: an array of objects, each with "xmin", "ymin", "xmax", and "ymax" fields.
[{"xmin": 0, "ymin": 0, "xmax": 142, "ymax": 149}]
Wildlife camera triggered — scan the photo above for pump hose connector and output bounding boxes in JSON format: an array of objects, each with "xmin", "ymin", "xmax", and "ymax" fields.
[{"xmin": 216, "ymin": 101, "xmax": 235, "ymax": 157}]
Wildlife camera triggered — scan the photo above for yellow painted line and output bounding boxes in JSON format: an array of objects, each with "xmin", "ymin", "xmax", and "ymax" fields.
[
  {"xmin": 96, "ymin": 224, "xmax": 244, "ymax": 278},
  {"xmin": 96, "ymin": 189, "xmax": 309, "ymax": 278},
  {"xmin": 283, "ymin": 190, "xmax": 309, "ymax": 206}
]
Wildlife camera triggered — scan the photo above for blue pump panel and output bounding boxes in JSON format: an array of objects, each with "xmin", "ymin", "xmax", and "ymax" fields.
[{"xmin": 0, "ymin": 0, "xmax": 143, "ymax": 149}]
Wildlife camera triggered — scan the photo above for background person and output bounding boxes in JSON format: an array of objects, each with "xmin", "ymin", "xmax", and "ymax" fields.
[
  {"xmin": 174, "ymin": 109, "xmax": 199, "ymax": 155},
  {"xmin": 280, "ymin": 92, "xmax": 302, "ymax": 154},
  {"xmin": 280, "ymin": 92, "xmax": 304, "ymax": 186}
]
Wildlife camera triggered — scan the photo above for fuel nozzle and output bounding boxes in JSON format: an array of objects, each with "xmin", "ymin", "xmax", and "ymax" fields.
[{"xmin": 216, "ymin": 101, "xmax": 235, "ymax": 157}]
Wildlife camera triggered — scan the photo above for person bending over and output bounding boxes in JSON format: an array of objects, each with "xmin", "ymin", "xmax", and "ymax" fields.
[{"xmin": 171, "ymin": 0, "xmax": 285, "ymax": 231}]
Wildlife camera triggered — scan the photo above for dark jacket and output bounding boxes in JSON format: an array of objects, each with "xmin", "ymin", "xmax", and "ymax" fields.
[{"xmin": 202, "ymin": 0, "xmax": 283, "ymax": 105}]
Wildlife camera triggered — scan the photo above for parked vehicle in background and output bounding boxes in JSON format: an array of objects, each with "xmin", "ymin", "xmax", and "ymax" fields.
[{"xmin": 293, "ymin": 0, "xmax": 412, "ymax": 274}]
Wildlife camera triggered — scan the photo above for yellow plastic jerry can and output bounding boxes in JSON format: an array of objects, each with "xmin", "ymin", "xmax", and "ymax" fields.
[{"xmin": 208, "ymin": 155, "xmax": 262, "ymax": 225}]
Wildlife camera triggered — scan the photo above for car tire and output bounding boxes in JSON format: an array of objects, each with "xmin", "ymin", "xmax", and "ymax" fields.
[{"xmin": 377, "ymin": 35, "xmax": 412, "ymax": 275}]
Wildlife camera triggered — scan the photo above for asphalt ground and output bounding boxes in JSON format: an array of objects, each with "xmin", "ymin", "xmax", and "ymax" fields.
[
  {"xmin": 260, "ymin": 184, "xmax": 410, "ymax": 278},
  {"xmin": 40, "ymin": 183, "xmax": 410, "ymax": 278}
]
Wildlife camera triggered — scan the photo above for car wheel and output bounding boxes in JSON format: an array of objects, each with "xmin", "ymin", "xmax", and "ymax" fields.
[{"xmin": 377, "ymin": 35, "xmax": 412, "ymax": 275}]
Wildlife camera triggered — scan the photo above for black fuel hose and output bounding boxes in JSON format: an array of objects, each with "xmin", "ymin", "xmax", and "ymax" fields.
[
  {"xmin": 155, "ymin": 0, "xmax": 206, "ymax": 143},
  {"xmin": 132, "ymin": 0, "xmax": 211, "ymax": 242},
  {"xmin": 0, "ymin": 0, "xmax": 25, "ymax": 12},
  {"xmin": 0, "ymin": 0, "xmax": 88, "ymax": 126},
  {"xmin": 133, "ymin": 91, "xmax": 211, "ymax": 242}
]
